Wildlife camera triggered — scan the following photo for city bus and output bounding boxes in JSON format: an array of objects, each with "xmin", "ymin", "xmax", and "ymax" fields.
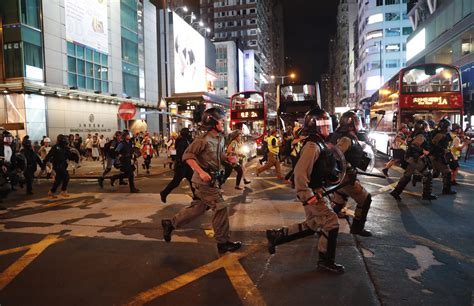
[
  {"xmin": 276, "ymin": 83, "xmax": 321, "ymax": 130},
  {"xmin": 230, "ymin": 91, "xmax": 277, "ymax": 151},
  {"xmin": 369, "ymin": 63, "xmax": 463, "ymax": 154}
]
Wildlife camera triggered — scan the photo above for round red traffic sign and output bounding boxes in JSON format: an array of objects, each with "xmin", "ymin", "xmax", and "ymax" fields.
[{"xmin": 118, "ymin": 102, "xmax": 136, "ymax": 120}]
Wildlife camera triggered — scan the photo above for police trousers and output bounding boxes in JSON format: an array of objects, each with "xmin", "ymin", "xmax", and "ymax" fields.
[
  {"xmin": 257, "ymin": 152, "xmax": 282, "ymax": 177},
  {"xmin": 332, "ymin": 176, "xmax": 371, "ymax": 222},
  {"xmin": 171, "ymin": 184, "xmax": 230, "ymax": 243},
  {"xmin": 287, "ymin": 197, "xmax": 339, "ymax": 253},
  {"xmin": 51, "ymin": 167, "xmax": 69, "ymax": 192}
]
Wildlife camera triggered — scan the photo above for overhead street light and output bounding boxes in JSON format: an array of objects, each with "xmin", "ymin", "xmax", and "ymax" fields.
[{"xmin": 270, "ymin": 73, "xmax": 296, "ymax": 84}]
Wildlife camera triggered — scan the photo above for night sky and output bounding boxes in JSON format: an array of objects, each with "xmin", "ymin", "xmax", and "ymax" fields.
[
  {"xmin": 182, "ymin": 0, "xmax": 339, "ymax": 84},
  {"xmin": 283, "ymin": 0, "xmax": 339, "ymax": 84}
]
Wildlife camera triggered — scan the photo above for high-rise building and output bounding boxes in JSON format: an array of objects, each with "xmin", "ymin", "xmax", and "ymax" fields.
[
  {"xmin": 200, "ymin": 0, "xmax": 284, "ymax": 91},
  {"xmin": 405, "ymin": 0, "xmax": 473, "ymax": 121},
  {"xmin": 214, "ymin": 40, "xmax": 244, "ymax": 97},
  {"xmin": 0, "ymin": 0, "xmax": 161, "ymax": 140},
  {"xmin": 355, "ymin": 0, "xmax": 412, "ymax": 101},
  {"xmin": 334, "ymin": 0, "xmax": 358, "ymax": 109}
]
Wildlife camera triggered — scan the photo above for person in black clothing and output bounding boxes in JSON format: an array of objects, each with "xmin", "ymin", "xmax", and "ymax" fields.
[
  {"xmin": 98, "ymin": 131, "xmax": 126, "ymax": 188},
  {"xmin": 44, "ymin": 134, "xmax": 77, "ymax": 198},
  {"xmin": 21, "ymin": 139, "xmax": 43, "ymax": 195},
  {"xmin": 160, "ymin": 128, "xmax": 195, "ymax": 202},
  {"xmin": 110, "ymin": 130, "xmax": 140, "ymax": 193}
]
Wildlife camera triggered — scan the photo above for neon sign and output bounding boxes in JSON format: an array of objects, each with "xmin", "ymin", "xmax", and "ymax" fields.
[
  {"xmin": 412, "ymin": 97, "xmax": 448, "ymax": 106},
  {"xmin": 231, "ymin": 109, "xmax": 264, "ymax": 120}
]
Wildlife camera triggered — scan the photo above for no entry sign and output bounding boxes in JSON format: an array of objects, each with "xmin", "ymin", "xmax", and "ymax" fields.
[{"xmin": 118, "ymin": 102, "xmax": 136, "ymax": 120}]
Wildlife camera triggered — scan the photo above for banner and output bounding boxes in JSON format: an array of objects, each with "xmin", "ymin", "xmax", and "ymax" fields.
[{"xmin": 65, "ymin": 0, "xmax": 109, "ymax": 54}]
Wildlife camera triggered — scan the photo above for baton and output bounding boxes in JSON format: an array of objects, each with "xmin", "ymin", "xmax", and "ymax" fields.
[{"xmin": 356, "ymin": 171, "xmax": 387, "ymax": 179}]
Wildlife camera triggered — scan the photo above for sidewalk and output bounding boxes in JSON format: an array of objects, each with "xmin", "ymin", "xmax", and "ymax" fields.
[{"xmin": 57, "ymin": 155, "xmax": 173, "ymax": 179}]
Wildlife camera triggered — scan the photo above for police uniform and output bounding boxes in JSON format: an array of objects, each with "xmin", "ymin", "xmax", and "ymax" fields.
[
  {"xmin": 390, "ymin": 128, "xmax": 436, "ymax": 200},
  {"xmin": 330, "ymin": 130, "xmax": 373, "ymax": 236},
  {"xmin": 111, "ymin": 136, "xmax": 139, "ymax": 193},
  {"xmin": 44, "ymin": 136, "xmax": 73, "ymax": 196},
  {"xmin": 431, "ymin": 128, "xmax": 456, "ymax": 194},
  {"xmin": 266, "ymin": 108, "xmax": 344, "ymax": 274},
  {"xmin": 161, "ymin": 107, "xmax": 241, "ymax": 254}
]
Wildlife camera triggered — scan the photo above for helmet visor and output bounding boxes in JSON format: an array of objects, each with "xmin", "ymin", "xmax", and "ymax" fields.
[{"xmin": 316, "ymin": 118, "xmax": 333, "ymax": 136}]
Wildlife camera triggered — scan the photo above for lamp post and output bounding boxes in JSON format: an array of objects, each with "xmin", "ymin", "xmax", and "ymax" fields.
[
  {"xmin": 184, "ymin": 12, "xmax": 196, "ymax": 23},
  {"xmin": 270, "ymin": 73, "xmax": 296, "ymax": 84}
]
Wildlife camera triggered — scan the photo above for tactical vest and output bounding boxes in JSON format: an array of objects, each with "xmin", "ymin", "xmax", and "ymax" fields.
[
  {"xmin": 307, "ymin": 140, "xmax": 339, "ymax": 189},
  {"xmin": 329, "ymin": 130, "xmax": 370, "ymax": 171},
  {"xmin": 267, "ymin": 135, "xmax": 279, "ymax": 155}
]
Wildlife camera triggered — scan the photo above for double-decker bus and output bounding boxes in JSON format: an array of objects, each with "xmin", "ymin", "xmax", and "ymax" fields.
[
  {"xmin": 276, "ymin": 83, "xmax": 320, "ymax": 130},
  {"xmin": 369, "ymin": 63, "xmax": 463, "ymax": 154},
  {"xmin": 230, "ymin": 91, "xmax": 277, "ymax": 153}
]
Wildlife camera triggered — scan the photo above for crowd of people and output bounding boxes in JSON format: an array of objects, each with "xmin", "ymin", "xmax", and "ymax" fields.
[{"xmin": 1, "ymin": 107, "xmax": 472, "ymax": 275}]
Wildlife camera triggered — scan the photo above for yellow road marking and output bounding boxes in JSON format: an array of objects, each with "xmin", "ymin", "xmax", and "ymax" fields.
[
  {"xmin": 124, "ymin": 245, "xmax": 262, "ymax": 306},
  {"xmin": 0, "ymin": 235, "xmax": 62, "ymax": 291},
  {"xmin": 0, "ymin": 245, "xmax": 32, "ymax": 256},
  {"xmin": 409, "ymin": 234, "xmax": 474, "ymax": 264},
  {"xmin": 225, "ymin": 261, "xmax": 267, "ymax": 306}
]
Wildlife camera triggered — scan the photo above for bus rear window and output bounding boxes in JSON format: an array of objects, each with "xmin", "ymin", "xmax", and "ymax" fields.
[
  {"xmin": 231, "ymin": 92, "xmax": 264, "ymax": 110},
  {"xmin": 280, "ymin": 85, "xmax": 316, "ymax": 102},
  {"xmin": 402, "ymin": 65, "xmax": 460, "ymax": 93}
]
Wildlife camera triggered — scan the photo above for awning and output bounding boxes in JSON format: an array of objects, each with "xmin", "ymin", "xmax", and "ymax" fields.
[{"xmin": 165, "ymin": 92, "xmax": 230, "ymax": 108}]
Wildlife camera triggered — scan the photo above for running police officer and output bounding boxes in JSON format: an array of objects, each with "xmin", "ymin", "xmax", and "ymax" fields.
[
  {"xmin": 98, "ymin": 131, "xmax": 126, "ymax": 188},
  {"xmin": 266, "ymin": 108, "xmax": 345, "ymax": 274},
  {"xmin": 111, "ymin": 130, "xmax": 140, "ymax": 193},
  {"xmin": 390, "ymin": 120, "xmax": 437, "ymax": 201},
  {"xmin": 21, "ymin": 139, "xmax": 43, "ymax": 195},
  {"xmin": 329, "ymin": 111, "xmax": 373, "ymax": 237},
  {"xmin": 431, "ymin": 118, "xmax": 457, "ymax": 195},
  {"xmin": 161, "ymin": 108, "xmax": 242, "ymax": 254}
]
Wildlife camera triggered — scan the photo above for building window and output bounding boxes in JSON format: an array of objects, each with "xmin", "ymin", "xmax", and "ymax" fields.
[
  {"xmin": 67, "ymin": 41, "xmax": 109, "ymax": 92},
  {"xmin": 20, "ymin": 0, "xmax": 40, "ymax": 29},
  {"xmin": 376, "ymin": 0, "xmax": 383, "ymax": 6},
  {"xmin": 385, "ymin": 43, "xmax": 400, "ymax": 52},
  {"xmin": 4, "ymin": 42, "xmax": 23, "ymax": 78},
  {"xmin": 367, "ymin": 13, "xmax": 383, "ymax": 24},
  {"xmin": 386, "ymin": 59, "xmax": 399, "ymax": 68},
  {"xmin": 385, "ymin": 0, "xmax": 400, "ymax": 4},
  {"xmin": 366, "ymin": 30, "xmax": 383, "ymax": 41},
  {"xmin": 120, "ymin": 0, "xmax": 139, "ymax": 98},
  {"xmin": 402, "ymin": 27, "xmax": 413, "ymax": 35},
  {"xmin": 385, "ymin": 12, "xmax": 400, "ymax": 21},
  {"xmin": 249, "ymin": 29, "xmax": 257, "ymax": 35},
  {"xmin": 385, "ymin": 28, "xmax": 401, "ymax": 37}
]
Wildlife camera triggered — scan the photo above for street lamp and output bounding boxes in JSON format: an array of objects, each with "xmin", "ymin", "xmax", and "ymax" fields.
[
  {"xmin": 271, "ymin": 73, "xmax": 296, "ymax": 84},
  {"xmin": 175, "ymin": 6, "xmax": 188, "ymax": 13}
]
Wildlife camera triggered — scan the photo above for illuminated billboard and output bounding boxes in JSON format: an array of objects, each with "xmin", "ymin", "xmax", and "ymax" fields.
[
  {"xmin": 65, "ymin": 0, "xmax": 109, "ymax": 54},
  {"xmin": 173, "ymin": 13, "xmax": 206, "ymax": 93}
]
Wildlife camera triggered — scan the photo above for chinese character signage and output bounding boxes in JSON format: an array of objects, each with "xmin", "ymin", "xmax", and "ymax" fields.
[
  {"xmin": 231, "ymin": 109, "xmax": 264, "ymax": 121},
  {"xmin": 412, "ymin": 96, "xmax": 448, "ymax": 106}
]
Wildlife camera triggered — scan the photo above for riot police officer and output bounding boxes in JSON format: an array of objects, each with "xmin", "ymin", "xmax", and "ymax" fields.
[
  {"xmin": 266, "ymin": 108, "xmax": 344, "ymax": 274},
  {"xmin": 329, "ymin": 111, "xmax": 373, "ymax": 237},
  {"xmin": 21, "ymin": 139, "xmax": 43, "ymax": 195},
  {"xmin": 110, "ymin": 130, "xmax": 140, "ymax": 193},
  {"xmin": 0, "ymin": 130, "xmax": 16, "ymax": 203},
  {"xmin": 98, "ymin": 131, "xmax": 126, "ymax": 188},
  {"xmin": 161, "ymin": 108, "xmax": 242, "ymax": 254},
  {"xmin": 390, "ymin": 120, "xmax": 437, "ymax": 201},
  {"xmin": 44, "ymin": 134, "xmax": 77, "ymax": 198},
  {"xmin": 431, "ymin": 118, "xmax": 456, "ymax": 195}
]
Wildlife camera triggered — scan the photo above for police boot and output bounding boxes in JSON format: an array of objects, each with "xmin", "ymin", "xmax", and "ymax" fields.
[
  {"xmin": 351, "ymin": 195, "xmax": 372, "ymax": 237},
  {"xmin": 266, "ymin": 226, "xmax": 315, "ymax": 254},
  {"xmin": 161, "ymin": 219, "xmax": 174, "ymax": 242},
  {"xmin": 442, "ymin": 172, "xmax": 457, "ymax": 195},
  {"xmin": 412, "ymin": 174, "xmax": 422, "ymax": 187},
  {"xmin": 98, "ymin": 177, "xmax": 104, "ymax": 188},
  {"xmin": 217, "ymin": 241, "xmax": 242, "ymax": 254},
  {"xmin": 422, "ymin": 173, "xmax": 437, "ymax": 200},
  {"xmin": 390, "ymin": 175, "xmax": 410, "ymax": 201},
  {"xmin": 317, "ymin": 229, "xmax": 345, "ymax": 274}
]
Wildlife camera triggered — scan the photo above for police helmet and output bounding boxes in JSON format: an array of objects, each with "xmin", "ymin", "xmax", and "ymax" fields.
[
  {"xmin": 338, "ymin": 111, "xmax": 361, "ymax": 132},
  {"xmin": 201, "ymin": 107, "xmax": 226, "ymax": 130},
  {"xmin": 2, "ymin": 130, "xmax": 13, "ymax": 144},
  {"xmin": 414, "ymin": 120, "xmax": 429, "ymax": 133},
  {"xmin": 438, "ymin": 118, "xmax": 451, "ymax": 132},
  {"xmin": 301, "ymin": 108, "xmax": 333, "ymax": 137}
]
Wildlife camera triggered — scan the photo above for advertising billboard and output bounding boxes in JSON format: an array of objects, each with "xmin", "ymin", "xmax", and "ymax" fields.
[
  {"xmin": 65, "ymin": 0, "xmax": 109, "ymax": 54},
  {"xmin": 173, "ymin": 13, "xmax": 206, "ymax": 93}
]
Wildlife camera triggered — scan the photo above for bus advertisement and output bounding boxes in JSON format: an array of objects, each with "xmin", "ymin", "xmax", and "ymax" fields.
[{"xmin": 369, "ymin": 63, "xmax": 463, "ymax": 154}]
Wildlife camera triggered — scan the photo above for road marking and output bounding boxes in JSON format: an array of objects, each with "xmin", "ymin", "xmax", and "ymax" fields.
[
  {"xmin": 0, "ymin": 235, "xmax": 62, "ymax": 291},
  {"xmin": 225, "ymin": 261, "xmax": 267, "ymax": 306},
  {"xmin": 409, "ymin": 234, "xmax": 474, "ymax": 264},
  {"xmin": 124, "ymin": 245, "xmax": 263, "ymax": 306},
  {"xmin": 365, "ymin": 181, "xmax": 421, "ymax": 197},
  {"xmin": 0, "ymin": 245, "xmax": 33, "ymax": 256}
]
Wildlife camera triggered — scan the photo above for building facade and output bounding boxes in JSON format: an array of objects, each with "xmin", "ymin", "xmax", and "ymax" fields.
[
  {"xmin": 214, "ymin": 40, "xmax": 243, "ymax": 97},
  {"xmin": 0, "ymin": 0, "xmax": 161, "ymax": 141},
  {"xmin": 355, "ymin": 0, "xmax": 412, "ymax": 101},
  {"xmin": 199, "ymin": 0, "xmax": 284, "ymax": 91},
  {"xmin": 406, "ymin": 0, "xmax": 473, "ymax": 121}
]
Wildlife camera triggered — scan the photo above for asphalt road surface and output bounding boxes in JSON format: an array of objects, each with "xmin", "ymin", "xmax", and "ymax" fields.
[{"xmin": 0, "ymin": 156, "xmax": 473, "ymax": 306}]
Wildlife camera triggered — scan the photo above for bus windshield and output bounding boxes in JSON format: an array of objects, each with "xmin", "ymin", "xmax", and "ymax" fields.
[
  {"xmin": 280, "ymin": 84, "xmax": 316, "ymax": 102},
  {"xmin": 231, "ymin": 92, "xmax": 264, "ymax": 110},
  {"xmin": 402, "ymin": 65, "xmax": 461, "ymax": 94}
]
